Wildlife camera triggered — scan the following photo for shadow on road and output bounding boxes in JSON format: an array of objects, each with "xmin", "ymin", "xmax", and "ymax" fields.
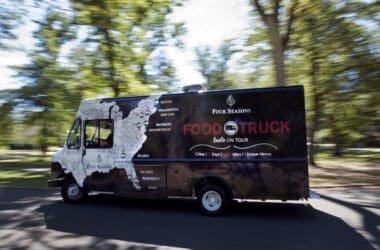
[
  {"xmin": 320, "ymin": 194, "xmax": 380, "ymax": 248},
  {"xmin": 35, "ymin": 194, "xmax": 375, "ymax": 250}
]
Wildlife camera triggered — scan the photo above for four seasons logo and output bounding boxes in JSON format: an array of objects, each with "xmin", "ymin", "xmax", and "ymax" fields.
[{"xmin": 226, "ymin": 95, "xmax": 236, "ymax": 107}]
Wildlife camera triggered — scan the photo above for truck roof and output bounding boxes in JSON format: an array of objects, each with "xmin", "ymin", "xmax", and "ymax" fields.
[{"xmin": 83, "ymin": 85, "xmax": 304, "ymax": 103}]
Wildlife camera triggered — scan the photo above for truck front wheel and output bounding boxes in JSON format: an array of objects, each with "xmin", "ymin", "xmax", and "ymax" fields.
[
  {"xmin": 198, "ymin": 184, "xmax": 227, "ymax": 215},
  {"xmin": 61, "ymin": 180, "xmax": 86, "ymax": 203}
]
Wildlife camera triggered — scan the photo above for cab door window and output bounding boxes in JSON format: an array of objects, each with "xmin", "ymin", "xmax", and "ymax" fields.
[
  {"xmin": 66, "ymin": 118, "xmax": 81, "ymax": 149},
  {"xmin": 85, "ymin": 119, "xmax": 113, "ymax": 148}
]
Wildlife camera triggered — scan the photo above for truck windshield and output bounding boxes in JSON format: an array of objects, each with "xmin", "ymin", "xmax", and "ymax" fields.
[{"xmin": 66, "ymin": 118, "xmax": 81, "ymax": 149}]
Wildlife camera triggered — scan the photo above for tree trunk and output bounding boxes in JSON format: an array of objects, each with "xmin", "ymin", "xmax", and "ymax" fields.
[
  {"xmin": 272, "ymin": 37, "xmax": 286, "ymax": 86},
  {"xmin": 330, "ymin": 116, "xmax": 342, "ymax": 157},
  {"xmin": 252, "ymin": 0, "xmax": 297, "ymax": 87},
  {"xmin": 308, "ymin": 93, "xmax": 320, "ymax": 165},
  {"xmin": 308, "ymin": 47, "xmax": 320, "ymax": 166},
  {"xmin": 40, "ymin": 122, "xmax": 48, "ymax": 155},
  {"xmin": 104, "ymin": 29, "xmax": 119, "ymax": 97},
  {"xmin": 267, "ymin": 17, "xmax": 286, "ymax": 87},
  {"xmin": 334, "ymin": 141, "xmax": 342, "ymax": 157}
]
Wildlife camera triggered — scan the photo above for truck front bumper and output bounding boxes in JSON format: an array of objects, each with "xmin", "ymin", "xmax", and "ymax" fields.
[{"xmin": 47, "ymin": 178, "xmax": 65, "ymax": 188}]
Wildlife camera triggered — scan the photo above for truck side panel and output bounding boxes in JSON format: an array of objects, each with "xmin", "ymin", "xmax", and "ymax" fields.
[{"xmin": 166, "ymin": 161, "xmax": 309, "ymax": 200}]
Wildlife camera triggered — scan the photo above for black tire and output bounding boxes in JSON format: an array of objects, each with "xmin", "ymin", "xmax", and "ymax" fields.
[
  {"xmin": 61, "ymin": 180, "xmax": 86, "ymax": 203},
  {"xmin": 197, "ymin": 184, "xmax": 228, "ymax": 215}
]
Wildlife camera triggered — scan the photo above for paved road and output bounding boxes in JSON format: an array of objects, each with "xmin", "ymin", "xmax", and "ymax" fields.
[{"xmin": 0, "ymin": 187, "xmax": 379, "ymax": 250}]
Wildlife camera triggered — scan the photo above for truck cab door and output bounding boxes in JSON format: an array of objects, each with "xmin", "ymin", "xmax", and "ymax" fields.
[
  {"xmin": 82, "ymin": 119, "xmax": 115, "ymax": 192},
  {"xmin": 62, "ymin": 118, "xmax": 87, "ymax": 186}
]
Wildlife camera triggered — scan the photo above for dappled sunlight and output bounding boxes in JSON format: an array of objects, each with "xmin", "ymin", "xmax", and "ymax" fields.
[
  {"xmin": 309, "ymin": 161, "xmax": 380, "ymax": 187},
  {"xmin": 0, "ymin": 187, "xmax": 377, "ymax": 249},
  {"xmin": 312, "ymin": 188, "xmax": 380, "ymax": 249}
]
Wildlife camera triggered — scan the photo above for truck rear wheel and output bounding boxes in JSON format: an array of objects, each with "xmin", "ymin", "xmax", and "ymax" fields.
[
  {"xmin": 61, "ymin": 180, "xmax": 86, "ymax": 203},
  {"xmin": 198, "ymin": 184, "xmax": 227, "ymax": 215}
]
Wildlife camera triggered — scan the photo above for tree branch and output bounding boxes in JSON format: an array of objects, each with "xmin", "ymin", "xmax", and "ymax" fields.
[
  {"xmin": 282, "ymin": 0, "xmax": 298, "ymax": 49},
  {"xmin": 252, "ymin": 0, "xmax": 270, "ymax": 26},
  {"xmin": 253, "ymin": 0, "xmax": 265, "ymax": 16},
  {"xmin": 273, "ymin": 0, "xmax": 281, "ymax": 18}
]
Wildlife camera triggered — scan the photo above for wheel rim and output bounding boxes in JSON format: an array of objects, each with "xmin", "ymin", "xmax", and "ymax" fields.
[
  {"xmin": 202, "ymin": 190, "xmax": 222, "ymax": 212},
  {"xmin": 67, "ymin": 183, "xmax": 81, "ymax": 200}
]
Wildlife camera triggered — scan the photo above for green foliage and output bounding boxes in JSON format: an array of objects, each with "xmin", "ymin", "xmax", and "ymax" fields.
[
  {"xmin": 146, "ymin": 50, "xmax": 178, "ymax": 91},
  {"xmin": 0, "ymin": 100, "xmax": 13, "ymax": 145},
  {"xmin": 0, "ymin": 0, "xmax": 24, "ymax": 49},
  {"xmin": 0, "ymin": 0, "xmax": 378, "ymax": 159},
  {"xmin": 71, "ymin": 0, "xmax": 184, "ymax": 97},
  {"xmin": 11, "ymin": 10, "xmax": 80, "ymax": 153},
  {"xmin": 245, "ymin": 0, "xmax": 379, "ymax": 158},
  {"xmin": 1, "ymin": 0, "xmax": 184, "ymax": 152},
  {"xmin": 290, "ymin": 0, "xmax": 379, "ymax": 155},
  {"xmin": 314, "ymin": 147, "xmax": 380, "ymax": 164},
  {"xmin": 247, "ymin": 0, "xmax": 299, "ymax": 86},
  {"xmin": 195, "ymin": 40, "xmax": 238, "ymax": 90}
]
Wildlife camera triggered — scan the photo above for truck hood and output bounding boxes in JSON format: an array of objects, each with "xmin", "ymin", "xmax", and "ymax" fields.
[{"xmin": 51, "ymin": 148, "xmax": 63, "ymax": 163}]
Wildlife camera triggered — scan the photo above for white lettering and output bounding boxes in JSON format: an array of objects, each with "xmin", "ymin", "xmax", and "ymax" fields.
[
  {"xmin": 142, "ymin": 176, "xmax": 160, "ymax": 181},
  {"xmin": 137, "ymin": 154, "xmax": 150, "ymax": 158},
  {"xmin": 246, "ymin": 152, "xmax": 259, "ymax": 157},
  {"xmin": 213, "ymin": 136, "xmax": 226, "ymax": 143},
  {"xmin": 212, "ymin": 152, "xmax": 222, "ymax": 157},
  {"xmin": 259, "ymin": 152, "xmax": 272, "ymax": 156},
  {"xmin": 156, "ymin": 122, "xmax": 172, "ymax": 127},
  {"xmin": 195, "ymin": 152, "xmax": 206, "ymax": 156},
  {"xmin": 211, "ymin": 108, "xmax": 252, "ymax": 115},
  {"xmin": 235, "ymin": 137, "xmax": 248, "ymax": 142},
  {"xmin": 158, "ymin": 108, "xmax": 179, "ymax": 112}
]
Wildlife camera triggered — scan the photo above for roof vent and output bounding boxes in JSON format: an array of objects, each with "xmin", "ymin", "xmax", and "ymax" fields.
[{"xmin": 182, "ymin": 84, "xmax": 206, "ymax": 93}]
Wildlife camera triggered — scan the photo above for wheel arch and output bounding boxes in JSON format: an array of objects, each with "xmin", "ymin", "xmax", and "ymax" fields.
[
  {"xmin": 50, "ymin": 161, "xmax": 89, "ymax": 187},
  {"xmin": 193, "ymin": 175, "xmax": 233, "ymax": 200}
]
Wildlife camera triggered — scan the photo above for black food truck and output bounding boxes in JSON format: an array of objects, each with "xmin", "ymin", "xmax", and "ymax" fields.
[{"xmin": 48, "ymin": 85, "xmax": 309, "ymax": 215}]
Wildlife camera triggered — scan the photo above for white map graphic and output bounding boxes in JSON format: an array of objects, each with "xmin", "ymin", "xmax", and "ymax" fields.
[{"xmin": 63, "ymin": 95, "xmax": 161, "ymax": 189}]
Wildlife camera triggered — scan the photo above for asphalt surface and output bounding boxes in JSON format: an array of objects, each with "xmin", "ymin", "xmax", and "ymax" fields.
[{"xmin": 0, "ymin": 187, "xmax": 379, "ymax": 250}]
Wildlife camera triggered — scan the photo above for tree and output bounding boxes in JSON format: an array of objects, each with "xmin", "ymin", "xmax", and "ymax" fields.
[
  {"xmin": 248, "ymin": 0, "xmax": 298, "ymax": 86},
  {"xmin": 195, "ymin": 40, "xmax": 236, "ymax": 90},
  {"xmin": 146, "ymin": 50, "xmax": 178, "ymax": 91},
  {"xmin": 289, "ymin": 0, "xmax": 380, "ymax": 162},
  {"xmin": 0, "ymin": 0, "xmax": 24, "ymax": 49},
  {"xmin": 0, "ymin": 0, "xmax": 24, "ymax": 147},
  {"xmin": 0, "ymin": 98, "xmax": 13, "ymax": 146},
  {"xmin": 13, "ymin": 10, "xmax": 80, "ymax": 153},
  {"xmin": 71, "ymin": 0, "xmax": 184, "ymax": 97}
]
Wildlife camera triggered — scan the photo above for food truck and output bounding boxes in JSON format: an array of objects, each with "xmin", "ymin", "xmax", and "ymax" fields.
[{"xmin": 48, "ymin": 85, "xmax": 309, "ymax": 215}]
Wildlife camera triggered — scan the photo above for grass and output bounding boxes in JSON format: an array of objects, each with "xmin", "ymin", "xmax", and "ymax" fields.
[
  {"xmin": 310, "ymin": 147, "xmax": 380, "ymax": 187},
  {"xmin": 309, "ymin": 165, "xmax": 380, "ymax": 187},
  {"xmin": 0, "ymin": 170, "xmax": 49, "ymax": 187},
  {"xmin": 315, "ymin": 147, "xmax": 380, "ymax": 163},
  {"xmin": 0, "ymin": 149, "xmax": 51, "ymax": 188}
]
